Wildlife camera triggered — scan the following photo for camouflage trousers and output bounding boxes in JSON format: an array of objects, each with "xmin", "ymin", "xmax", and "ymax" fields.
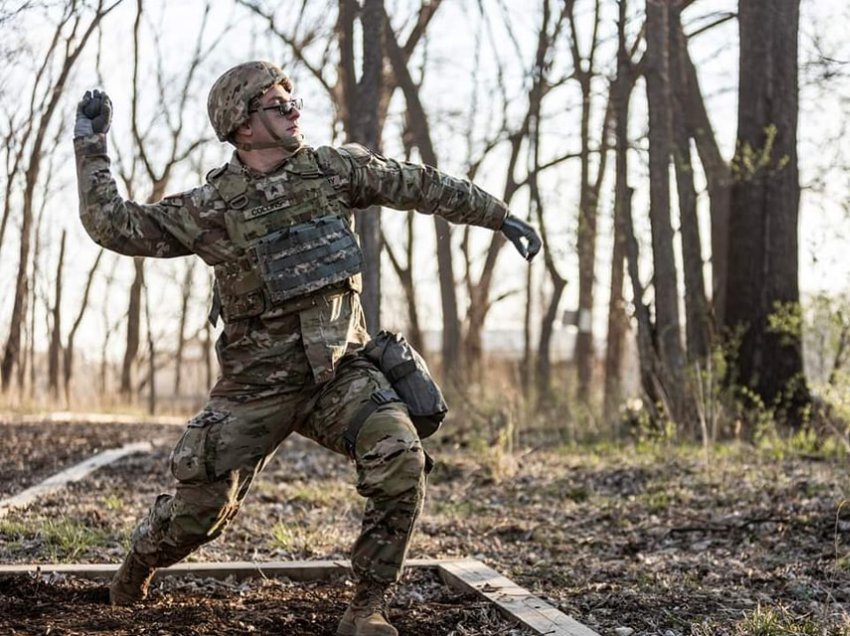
[{"xmin": 129, "ymin": 356, "xmax": 428, "ymax": 586}]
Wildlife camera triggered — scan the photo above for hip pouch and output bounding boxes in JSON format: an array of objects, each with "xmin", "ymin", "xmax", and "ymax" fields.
[{"xmin": 363, "ymin": 330, "xmax": 448, "ymax": 438}]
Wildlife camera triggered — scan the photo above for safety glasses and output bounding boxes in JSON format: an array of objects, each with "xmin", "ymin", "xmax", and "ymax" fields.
[{"xmin": 250, "ymin": 97, "xmax": 303, "ymax": 117}]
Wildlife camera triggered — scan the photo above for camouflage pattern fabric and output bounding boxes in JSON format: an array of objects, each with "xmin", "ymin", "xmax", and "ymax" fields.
[
  {"xmin": 74, "ymin": 134, "xmax": 508, "ymax": 385},
  {"xmin": 132, "ymin": 357, "xmax": 424, "ymax": 586},
  {"xmin": 74, "ymin": 130, "xmax": 508, "ymax": 588}
]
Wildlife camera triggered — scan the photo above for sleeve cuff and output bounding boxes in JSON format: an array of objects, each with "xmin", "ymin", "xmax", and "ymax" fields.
[{"xmin": 489, "ymin": 200, "xmax": 510, "ymax": 231}]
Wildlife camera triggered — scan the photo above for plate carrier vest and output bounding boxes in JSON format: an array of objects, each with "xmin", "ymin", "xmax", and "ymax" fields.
[{"xmin": 207, "ymin": 147, "xmax": 363, "ymax": 324}]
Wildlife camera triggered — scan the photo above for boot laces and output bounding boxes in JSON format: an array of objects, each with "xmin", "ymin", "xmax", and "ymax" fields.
[{"xmin": 351, "ymin": 583, "xmax": 390, "ymax": 617}]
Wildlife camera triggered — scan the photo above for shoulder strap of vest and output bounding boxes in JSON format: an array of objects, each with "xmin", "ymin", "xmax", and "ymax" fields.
[
  {"xmin": 312, "ymin": 147, "xmax": 352, "ymax": 192},
  {"xmin": 206, "ymin": 164, "xmax": 249, "ymax": 209},
  {"xmin": 280, "ymin": 147, "xmax": 323, "ymax": 179}
]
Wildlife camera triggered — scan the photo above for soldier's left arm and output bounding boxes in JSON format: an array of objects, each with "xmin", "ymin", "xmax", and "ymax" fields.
[{"xmin": 325, "ymin": 144, "xmax": 509, "ymax": 231}]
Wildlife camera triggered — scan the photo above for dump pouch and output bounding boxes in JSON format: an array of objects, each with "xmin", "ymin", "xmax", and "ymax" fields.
[{"xmin": 362, "ymin": 330, "xmax": 448, "ymax": 438}]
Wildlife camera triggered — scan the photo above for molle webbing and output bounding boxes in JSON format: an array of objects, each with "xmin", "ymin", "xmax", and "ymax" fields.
[{"xmin": 254, "ymin": 215, "xmax": 362, "ymax": 303}]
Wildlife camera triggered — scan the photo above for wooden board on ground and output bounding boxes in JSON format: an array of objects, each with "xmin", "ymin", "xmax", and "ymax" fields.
[
  {"xmin": 0, "ymin": 559, "xmax": 598, "ymax": 635},
  {"xmin": 439, "ymin": 558, "xmax": 600, "ymax": 636},
  {"xmin": 0, "ymin": 412, "xmax": 185, "ymax": 426},
  {"xmin": 0, "ymin": 441, "xmax": 154, "ymax": 518}
]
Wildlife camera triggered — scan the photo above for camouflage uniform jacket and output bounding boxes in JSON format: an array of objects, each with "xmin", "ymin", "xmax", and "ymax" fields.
[{"xmin": 74, "ymin": 133, "xmax": 509, "ymax": 387}]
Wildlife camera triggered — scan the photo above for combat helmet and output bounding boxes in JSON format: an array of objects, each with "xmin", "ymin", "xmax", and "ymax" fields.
[{"xmin": 207, "ymin": 61, "xmax": 293, "ymax": 142}]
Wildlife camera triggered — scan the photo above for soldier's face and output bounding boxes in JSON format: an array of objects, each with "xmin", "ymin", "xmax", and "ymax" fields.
[{"xmin": 250, "ymin": 83, "xmax": 302, "ymax": 140}]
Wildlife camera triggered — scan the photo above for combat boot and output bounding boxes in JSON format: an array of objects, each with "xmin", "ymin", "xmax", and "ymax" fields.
[
  {"xmin": 108, "ymin": 552, "xmax": 155, "ymax": 605},
  {"xmin": 336, "ymin": 581, "xmax": 398, "ymax": 636}
]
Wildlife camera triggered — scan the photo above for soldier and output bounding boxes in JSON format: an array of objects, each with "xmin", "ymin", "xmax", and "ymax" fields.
[{"xmin": 73, "ymin": 61, "xmax": 541, "ymax": 636}]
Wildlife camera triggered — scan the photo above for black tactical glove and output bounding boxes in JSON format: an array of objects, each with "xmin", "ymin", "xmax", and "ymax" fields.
[
  {"xmin": 501, "ymin": 214, "xmax": 542, "ymax": 261},
  {"xmin": 74, "ymin": 89, "xmax": 112, "ymax": 137}
]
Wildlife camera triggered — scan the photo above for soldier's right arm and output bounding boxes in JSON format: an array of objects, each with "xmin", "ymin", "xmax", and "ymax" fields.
[{"xmin": 74, "ymin": 133, "xmax": 196, "ymax": 258}]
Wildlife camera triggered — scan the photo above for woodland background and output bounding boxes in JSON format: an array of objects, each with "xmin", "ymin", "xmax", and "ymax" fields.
[{"xmin": 1, "ymin": 0, "xmax": 850, "ymax": 446}]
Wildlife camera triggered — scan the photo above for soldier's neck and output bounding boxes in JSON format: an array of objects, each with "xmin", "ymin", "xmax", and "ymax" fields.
[{"xmin": 236, "ymin": 147, "xmax": 298, "ymax": 174}]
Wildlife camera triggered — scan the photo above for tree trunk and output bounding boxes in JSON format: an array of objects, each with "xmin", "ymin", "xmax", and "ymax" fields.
[
  {"xmin": 1, "ymin": 189, "xmax": 32, "ymax": 393},
  {"xmin": 64, "ymin": 249, "xmax": 104, "ymax": 405},
  {"xmin": 1, "ymin": 1, "xmax": 113, "ymax": 393},
  {"xmin": 537, "ymin": 276, "xmax": 567, "ymax": 400},
  {"xmin": 574, "ymin": 79, "xmax": 596, "ymax": 405},
  {"xmin": 565, "ymin": 0, "xmax": 605, "ymax": 404},
  {"xmin": 645, "ymin": 0, "xmax": 687, "ymax": 422},
  {"xmin": 120, "ymin": 257, "xmax": 145, "ymax": 400},
  {"xmin": 677, "ymin": 21, "xmax": 731, "ymax": 321},
  {"xmin": 669, "ymin": 2, "xmax": 710, "ymax": 363},
  {"xmin": 382, "ymin": 9, "xmax": 460, "ymax": 379},
  {"xmin": 143, "ymin": 280, "xmax": 156, "ymax": 415},
  {"xmin": 522, "ymin": 252, "xmax": 534, "ymax": 396},
  {"xmin": 336, "ymin": 0, "xmax": 359, "ymax": 137},
  {"xmin": 616, "ymin": 0, "xmax": 660, "ymax": 422},
  {"xmin": 382, "ymin": 213, "xmax": 424, "ymax": 353},
  {"xmin": 48, "ymin": 229, "xmax": 66, "ymax": 400},
  {"xmin": 24, "ymin": 203, "xmax": 46, "ymax": 395},
  {"xmin": 353, "ymin": 0, "xmax": 384, "ymax": 334},
  {"xmin": 725, "ymin": 0, "xmax": 809, "ymax": 423},
  {"xmin": 604, "ymin": 120, "xmax": 628, "ymax": 421},
  {"xmin": 174, "ymin": 260, "xmax": 195, "ymax": 395}
]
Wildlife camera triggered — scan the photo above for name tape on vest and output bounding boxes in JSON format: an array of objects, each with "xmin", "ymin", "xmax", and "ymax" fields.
[{"xmin": 243, "ymin": 198, "xmax": 293, "ymax": 221}]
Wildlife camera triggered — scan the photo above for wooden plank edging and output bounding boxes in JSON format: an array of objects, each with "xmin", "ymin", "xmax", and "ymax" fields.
[
  {"xmin": 0, "ymin": 412, "xmax": 185, "ymax": 426},
  {"xmin": 438, "ymin": 559, "xmax": 600, "ymax": 636},
  {"xmin": 0, "ymin": 559, "xmax": 443, "ymax": 581},
  {"xmin": 0, "ymin": 441, "xmax": 154, "ymax": 518},
  {"xmin": 0, "ymin": 559, "xmax": 598, "ymax": 635}
]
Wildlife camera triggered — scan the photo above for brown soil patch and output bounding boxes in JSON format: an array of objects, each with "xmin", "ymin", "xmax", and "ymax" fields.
[
  {"xmin": 0, "ymin": 420, "xmax": 180, "ymax": 499},
  {"xmin": 0, "ymin": 569, "xmax": 531, "ymax": 635}
]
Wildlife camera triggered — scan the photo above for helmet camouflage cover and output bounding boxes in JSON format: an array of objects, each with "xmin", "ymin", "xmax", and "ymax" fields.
[{"xmin": 207, "ymin": 61, "xmax": 292, "ymax": 142}]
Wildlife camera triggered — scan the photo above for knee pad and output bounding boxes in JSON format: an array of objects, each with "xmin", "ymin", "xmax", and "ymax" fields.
[
  {"xmin": 355, "ymin": 406, "xmax": 426, "ymax": 499},
  {"xmin": 171, "ymin": 408, "xmax": 229, "ymax": 483}
]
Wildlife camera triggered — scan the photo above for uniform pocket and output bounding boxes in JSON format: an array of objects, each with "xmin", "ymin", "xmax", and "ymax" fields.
[{"xmin": 170, "ymin": 409, "xmax": 228, "ymax": 483}]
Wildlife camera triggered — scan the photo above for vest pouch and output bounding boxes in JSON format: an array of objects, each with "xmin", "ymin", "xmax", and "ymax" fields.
[
  {"xmin": 214, "ymin": 258, "xmax": 266, "ymax": 322},
  {"xmin": 362, "ymin": 331, "xmax": 448, "ymax": 438},
  {"xmin": 254, "ymin": 215, "xmax": 363, "ymax": 303}
]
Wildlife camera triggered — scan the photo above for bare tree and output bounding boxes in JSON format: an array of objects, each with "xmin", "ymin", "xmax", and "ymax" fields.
[
  {"xmin": 382, "ymin": 213, "xmax": 424, "ymax": 352},
  {"xmin": 47, "ymin": 229, "xmax": 66, "ymax": 400},
  {"xmin": 174, "ymin": 261, "xmax": 195, "ymax": 395},
  {"xmin": 1, "ymin": 0, "xmax": 122, "ymax": 392},
  {"xmin": 677, "ymin": 17, "xmax": 732, "ymax": 321},
  {"xmin": 615, "ymin": 0, "xmax": 670, "ymax": 425},
  {"xmin": 351, "ymin": 0, "xmax": 384, "ymax": 333},
  {"xmin": 460, "ymin": 2, "xmax": 575, "ymax": 382},
  {"xmin": 531, "ymin": 0, "xmax": 569, "ymax": 402},
  {"xmin": 604, "ymin": 3, "xmax": 633, "ymax": 422},
  {"xmin": 114, "ymin": 0, "xmax": 219, "ymax": 400},
  {"xmin": 64, "ymin": 248, "xmax": 104, "ymax": 404},
  {"xmin": 143, "ymin": 278, "xmax": 156, "ymax": 414},
  {"xmin": 669, "ymin": 0, "xmax": 710, "ymax": 363},
  {"xmin": 119, "ymin": 258, "xmax": 144, "ymax": 398},
  {"xmin": 645, "ymin": 0, "xmax": 688, "ymax": 423},
  {"xmin": 566, "ymin": 0, "xmax": 605, "ymax": 404}
]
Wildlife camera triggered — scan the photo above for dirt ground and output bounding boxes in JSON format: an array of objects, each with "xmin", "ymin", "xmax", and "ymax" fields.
[
  {"xmin": 0, "ymin": 420, "xmax": 179, "ymax": 498},
  {"xmin": 2, "ymin": 417, "xmax": 850, "ymax": 634},
  {"xmin": 0, "ymin": 568, "xmax": 530, "ymax": 635}
]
